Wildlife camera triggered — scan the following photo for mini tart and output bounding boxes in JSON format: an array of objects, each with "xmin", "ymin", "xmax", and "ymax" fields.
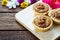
[
  {"xmin": 33, "ymin": 2, "xmax": 51, "ymax": 16},
  {"xmin": 49, "ymin": 8, "xmax": 60, "ymax": 24},
  {"xmin": 32, "ymin": 15, "xmax": 53, "ymax": 32}
]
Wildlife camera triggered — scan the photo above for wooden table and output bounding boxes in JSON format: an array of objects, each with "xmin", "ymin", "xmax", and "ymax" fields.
[{"xmin": 0, "ymin": 2, "xmax": 39, "ymax": 40}]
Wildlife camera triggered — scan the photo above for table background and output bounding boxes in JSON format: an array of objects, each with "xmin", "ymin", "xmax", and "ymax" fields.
[{"xmin": 0, "ymin": 0, "xmax": 39, "ymax": 40}]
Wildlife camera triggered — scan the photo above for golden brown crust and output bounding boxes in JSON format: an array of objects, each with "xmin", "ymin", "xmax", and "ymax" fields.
[
  {"xmin": 33, "ymin": 3, "xmax": 49, "ymax": 13},
  {"xmin": 34, "ymin": 15, "xmax": 51, "ymax": 28},
  {"xmin": 33, "ymin": 2, "xmax": 51, "ymax": 16},
  {"xmin": 32, "ymin": 15, "xmax": 53, "ymax": 32},
  {"xmin": 49, "ymin": 8, "xmax": 60, "ymax": 24}
]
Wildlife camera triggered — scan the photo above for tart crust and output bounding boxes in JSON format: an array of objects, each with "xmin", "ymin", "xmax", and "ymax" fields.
[
  {"xmin": 49, "ymin": 8, "xmax": 60, "ymax": 24},
  {"xmin": 32, "ymin": 15, "xmax": 53, "ymax": 32},
  {"xmin": 33, "ymin": 2, "xmax": 51, "ymax": 16}
]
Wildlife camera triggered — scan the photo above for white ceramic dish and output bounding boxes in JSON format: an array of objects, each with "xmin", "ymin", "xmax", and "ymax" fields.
[{"xmin": 15, "ymin": 1, "xmax": 60, "ymax": 40}]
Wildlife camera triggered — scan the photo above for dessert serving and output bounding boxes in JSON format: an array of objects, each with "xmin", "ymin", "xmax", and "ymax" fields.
[
  {"xmin": 49, "ymin": 8, "xmax": 60, "ymax": 24},
  {"xmin": 15, "ymin": 1, "xmax": 60, "ymax": 40},
  {"xmin": 33, "ymin": 2, "xmax": 51, "ymax": 16},
  {"xmin": 32, "ymin": 15, "xmax": 53, "ymax": 32}
]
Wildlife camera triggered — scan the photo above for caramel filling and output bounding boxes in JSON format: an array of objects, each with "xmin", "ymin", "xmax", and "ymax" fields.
[
  {"xmin": 33, "ymin": 3, "xmax": 49, "ymax": 13},
  {"xmin": 37, "ymin": 4, "xmax": 45, "ymax": 10},
  {"xmin": 34, "ymin": 17, "xmax": 51, "ymax": 28},
  {"xmin": 52, "ymin": 12, "xmax": 60, "ymax": 20}
]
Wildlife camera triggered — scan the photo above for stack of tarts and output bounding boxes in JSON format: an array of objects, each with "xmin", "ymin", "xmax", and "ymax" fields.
[{"xmin": 32, "ymin": 2, "xmax": 60, "ymax": 32}]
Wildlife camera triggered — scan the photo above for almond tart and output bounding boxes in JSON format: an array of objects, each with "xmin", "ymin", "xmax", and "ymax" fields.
[
  {"xmin": 33, "ymin": 2, "xmax": 51, "ymax": 16},
  {"xmin": 32, "ymin": 15, "xmax": 53, "ymax": 32},
  {"xmin": 49, "ymin": 8, "xmax": 60, "ymax": 24}
]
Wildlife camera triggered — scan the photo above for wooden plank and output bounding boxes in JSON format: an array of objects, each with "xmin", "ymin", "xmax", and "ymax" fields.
[
  {"xmin": 0, "ymin": 31, "xmax": 39, "ymax": 40},
  {"xmin": 0, "ymin": 13, "xmax": 26, "ymax": 30},
  {"xmin": 0, "ymin": 2, "xmax": 23, "ymax": 13}
]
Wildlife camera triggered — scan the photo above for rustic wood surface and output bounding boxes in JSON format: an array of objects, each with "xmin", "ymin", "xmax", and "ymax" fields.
[
  {"xmin": 0, "ymin": 13, "xmax": 26, "ymax": 30},
  {"xmin": 0, "ymin": 1, "xmax": 39, "ymax": 40},
  {"xmin": 0, "ymin": 31, "xmax": 39, "ymax": 40}
]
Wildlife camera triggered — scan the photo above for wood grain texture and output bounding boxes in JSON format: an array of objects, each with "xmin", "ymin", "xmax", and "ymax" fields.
[
  {"xmin": 0, "ymin": 1, "xmax": 39, "ymax": 40},
  {"xmin": 0, "ymin": 31, "xmax": 39, "ymax": 40},
  {"xmin": 0, "ymin": 13, "xmax": 26, "ymax": 30}
]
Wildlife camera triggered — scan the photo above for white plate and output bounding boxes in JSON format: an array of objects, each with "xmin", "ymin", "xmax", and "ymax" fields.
[{"xmin": 15, "ymin": 1, "xmax": 60, "ymax": 40}]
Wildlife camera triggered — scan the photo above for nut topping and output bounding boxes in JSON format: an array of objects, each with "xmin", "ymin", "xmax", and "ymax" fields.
[
  {"xmin": 52, "ymin": 12, "xmax": 60, "ymax": 19},
  {"xmin": 34, "ymin": 16, "xmax": 51, "ymax": 28}
]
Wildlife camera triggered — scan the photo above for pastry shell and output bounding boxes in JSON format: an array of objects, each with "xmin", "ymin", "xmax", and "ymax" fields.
[
  {"xmin": 48, "ymin": 8, "xmax": 60, "ymax": 24},
  {"xmin": 33, "ymin": 2, "xmax": 51, "ymax": 16},
  {"xmin": 32, "ymin": 15, "xmax": 53, "ymax": 32}
]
